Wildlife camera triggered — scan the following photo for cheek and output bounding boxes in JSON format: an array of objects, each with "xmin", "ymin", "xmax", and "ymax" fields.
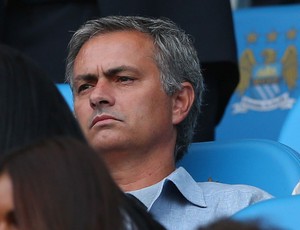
[
  {"xmin": 74, "ymin": 102, "xmax": 90, "ymax": 126},
  {"xmin": 136, "ymin": 94, "xmax": 171, "ymax": 123}
]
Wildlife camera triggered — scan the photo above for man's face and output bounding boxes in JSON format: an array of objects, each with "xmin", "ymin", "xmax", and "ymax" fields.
[{"xmin": 73, "ymin": 31, "xmax": 176, "ymax": 154}]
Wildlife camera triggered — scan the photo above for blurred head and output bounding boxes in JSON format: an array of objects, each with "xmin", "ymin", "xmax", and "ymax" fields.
[
  {"xmin": 0, "ymin": 136, "xmax": 166, "ymax": 230},
  {"xmin": 0, "ymin": 44, "xmax": 85, "ymax": 153},
  {"xmin": 198, "ymin": 218, "xmax": 280, "ymax": 230},
  {"xmin": 0, "ymin": 137, "xmax": 124, "ymax": 230},
  {"xmin": 66, "ymin": 16, "xmax": 204, "ymax": 161}
]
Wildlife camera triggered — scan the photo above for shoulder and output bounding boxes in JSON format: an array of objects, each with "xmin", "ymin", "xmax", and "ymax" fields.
[
  {"xmin": 198, "ymin": 181, "xmax": 273, "ymax": 208},
  {"xmin": 172, "ymin": 167, "xmax": 273, "ymax": 205}
]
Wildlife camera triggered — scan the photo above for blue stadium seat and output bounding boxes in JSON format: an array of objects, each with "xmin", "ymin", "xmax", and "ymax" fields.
[
  {"xmin": 56, "ymin": 83, "xmax": 73, "ymax": 110},
  {"xmin": 232, "ymin": 195, "xmax": 300, "ymax": 230},
  {"xmin": 177, "ymin": 139, "xmax": 300, "ymax": 197},
  {"xmin": 278, "ymin": 95, "xmax": 300, "ymax": 153},
  {"xmin": 216, "ymin": 4, "xmax": 300, "ymax": 141}
]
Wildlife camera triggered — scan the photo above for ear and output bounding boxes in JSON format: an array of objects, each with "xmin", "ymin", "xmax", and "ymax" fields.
[{"xmin": 172, "ymin": 82, "xmax": 195, "ymax": 125}]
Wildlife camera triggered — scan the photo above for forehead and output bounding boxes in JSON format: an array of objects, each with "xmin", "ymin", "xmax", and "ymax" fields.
[
  {"xmin": 76, "ymin": 30, "xmax": 155, "ymax": 62},
  {"xmin": 73, "ymin": 30, "xmax": 159, "ymax": 80}
]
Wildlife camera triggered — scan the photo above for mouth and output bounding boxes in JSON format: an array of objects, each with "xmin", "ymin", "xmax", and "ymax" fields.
[{"xmin": 90, "ymin": 114, "xmax": 120, "ymax": 128}]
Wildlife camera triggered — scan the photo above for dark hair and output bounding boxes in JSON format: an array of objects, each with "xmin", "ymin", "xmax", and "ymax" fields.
[
  {"xmin": 0, "ymin": 44, "xmax": 85, "ymax": 153},
  {"xmin": 66, "ymin": 16, "xmax": 204, "ymax": 161},
  {"xmin": 198, "ymin": 218, "xmax": 280, "ymax": 230},
  {"xmin": 0, "ymin": 136, "xmax": 165, "ymax": 230}
]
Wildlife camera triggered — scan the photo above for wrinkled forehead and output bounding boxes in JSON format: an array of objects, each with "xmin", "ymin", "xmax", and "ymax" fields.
[
  {"xmin": 73, "ymin": 31, "xmax": 157, "ymax": 73},
  {"xmin": 68, "ymin": 30, "xmax": 159, "ymax": 86}
]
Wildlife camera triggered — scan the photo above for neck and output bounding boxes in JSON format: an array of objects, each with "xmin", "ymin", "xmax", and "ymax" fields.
[{"xmin": 101, "ymin": 148, "xmax": 176, "ymax": 192}]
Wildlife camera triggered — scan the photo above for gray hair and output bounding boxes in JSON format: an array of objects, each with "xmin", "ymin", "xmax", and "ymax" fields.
[{"xmin": 65, "ymin": 16, "xmax": 204, "ymax": 162}]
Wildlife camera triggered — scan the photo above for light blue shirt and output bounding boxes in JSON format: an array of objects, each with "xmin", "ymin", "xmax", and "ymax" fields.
[{"xmin": 129, "ymin": 167, "xmax": 273, "ymax": 230}]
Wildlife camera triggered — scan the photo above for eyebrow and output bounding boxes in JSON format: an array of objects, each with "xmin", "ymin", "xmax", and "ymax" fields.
[
  {"xmin": 74, "ymin": 65, "xmax": 140, "ymax": 84},
  {"xmin": 73, "ymin": 74, "xmax": 97, "ymax": 84},
  {"xmin": 103, "ymin": 65, "xmax": 140, "ymax": 76}
]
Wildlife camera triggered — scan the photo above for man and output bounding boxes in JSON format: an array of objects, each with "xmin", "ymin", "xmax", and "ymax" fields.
[
  {"xmin": 2, "ymin": 0, "xmax": 237, "ymax": 142},
  {"xmin": 66, "ymin": 16, "xmax": 272, "ymax": 230},
  {"xmin": 97, "ymin": 0, "xmax": 240, "ymax": 142}
]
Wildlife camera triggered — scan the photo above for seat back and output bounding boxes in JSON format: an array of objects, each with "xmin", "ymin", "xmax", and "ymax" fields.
[
  {"xmin": 216, "ymin": 4, "xmax": 300, "ymax": 141},
  {"xmin": 56, "ymin": 83, "xmax": 73, "ymax": 110},
  {"xmin": 232, "ymin": 195, "xmax": 300, "ymax": 230},
  {"xmin": 177, "ymin": 139, "xmax": 300, "ymax": 197},
  {"xmin": 278, "ymin": 96, "xmax": 300, "ymax": 153}
]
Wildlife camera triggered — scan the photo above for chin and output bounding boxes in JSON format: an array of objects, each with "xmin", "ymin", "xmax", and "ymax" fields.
[{"xmin": 89, "ymin": 135, "xmax": 126, "ymax": 152}]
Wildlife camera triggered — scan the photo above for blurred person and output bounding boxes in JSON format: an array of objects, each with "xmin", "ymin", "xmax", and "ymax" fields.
[
  {"xmin": 66, "ymin": 16, "xmax": 272, "ymax": 229},
  {"xmin": 0, "ymin": 44, "xmax": 85, "ymax": 153},
  {"xmin": 198, "ymin": 218, "xmax": 280, "ymax": 230},
  {"xmin": 0, "ymin": 136, "xmax": 166, "ymax": 230}
]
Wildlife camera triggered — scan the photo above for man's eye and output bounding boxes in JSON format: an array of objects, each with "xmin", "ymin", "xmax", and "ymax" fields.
[
  {"xmin": 118, "ymin": 76, "xmax": 134, "ymax": 83},
  {"xmin": 77, "ymin": 84, "xmax": 92, "ymax": 93}
]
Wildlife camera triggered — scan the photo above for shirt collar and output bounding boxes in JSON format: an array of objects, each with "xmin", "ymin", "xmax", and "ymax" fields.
[
  {"xmin": 128, "ymin": 167, "xmax": 207, "ymax": 210},
  {"xmin": 164, "ymin": 167, "xmax": 207, "ymax": 208}
]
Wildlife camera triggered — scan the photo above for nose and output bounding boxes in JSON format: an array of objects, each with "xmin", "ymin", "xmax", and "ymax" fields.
[{"xmin": 89, "ymin": 79, "xmax": 115, "ymax": 109}]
